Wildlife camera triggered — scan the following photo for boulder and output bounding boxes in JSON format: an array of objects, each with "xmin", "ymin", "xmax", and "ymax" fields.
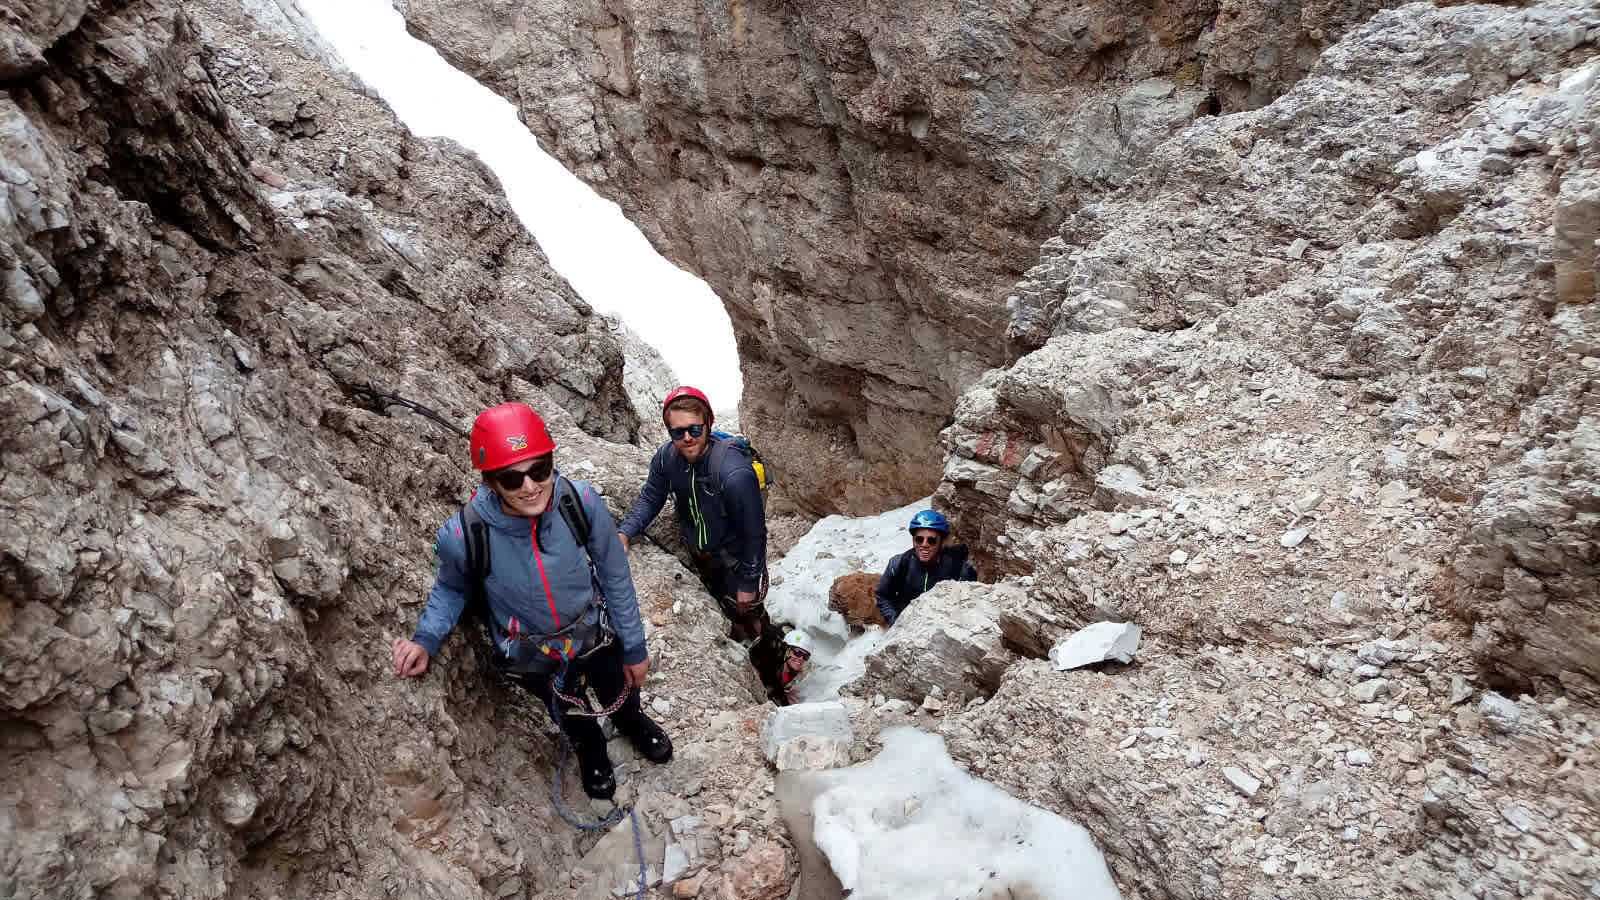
[{"xmin": 853, "ymin": 581, "xmax": 1017, "ymax": 702}]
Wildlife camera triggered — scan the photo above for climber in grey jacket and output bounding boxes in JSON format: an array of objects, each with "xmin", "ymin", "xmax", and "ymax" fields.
[{"xmin": 391, "ymin": 402, "xmax": 670, "ymax": 801}]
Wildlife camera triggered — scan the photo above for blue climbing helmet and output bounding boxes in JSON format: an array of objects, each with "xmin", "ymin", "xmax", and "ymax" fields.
[{"xmin": 907, "ymin": 509, "xmax": 950, "ymax": 534}]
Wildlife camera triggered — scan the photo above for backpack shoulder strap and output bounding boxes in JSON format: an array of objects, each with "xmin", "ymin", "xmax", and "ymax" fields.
[
  {"xmin": 706, "ymin": 434, "xmax": 731, "ymax": 494},
  {"xmin": 555, "ymin": 476, "xmax": 592, "ymax": 550},
  {"xmin": 460, "ymin": 498, "xmax": 493, "ymax": 627}
]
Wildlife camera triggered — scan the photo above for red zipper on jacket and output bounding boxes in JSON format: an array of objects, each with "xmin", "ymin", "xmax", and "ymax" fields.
[{"xmin": 530, "ymin": 517, "xmax": 561, "ymax": 628}]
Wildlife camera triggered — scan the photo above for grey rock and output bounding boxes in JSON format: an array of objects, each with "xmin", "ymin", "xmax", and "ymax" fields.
[
  {"xmin": 1350, "ymin": 679, "xmax": 1391, "ymax": 702},
  {"xmin": 855, "ymin": 582, "xmax": 1017, "ymax": 702},
  {"xmin": 1477, "ymin": 692, "xmax": 1522, "ymax": 733},
  {"xmin": 1050, "ymin": 622, "xmax": 1143, "ymax": 670},
  {"xmin": 1223, "ymin": 766, "xmax": 1262, "ymax": 798},
  {"xmin": 1094, "ymin": 464, "xmax": 1157, "ymax": 510}
]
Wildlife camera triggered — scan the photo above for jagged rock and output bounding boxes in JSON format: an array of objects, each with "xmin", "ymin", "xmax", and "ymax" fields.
[
  {"xmin": 995, "ymin": 591, "xmax": 1078, "ymax": 660},
  {"xmin": 0, "ymin": 2, "xmax": 656, "ymax": 897},
  {"xmin": 828, "ymin": 572, "xmax": 887, "ymax": 628},
  {"xmin": 1093, "ymin": 464, "xmax": 1157, "ymax": 510},
  {"xmin": 1050, "ymin": 622, "xmax": 1142, "ymax": 670},
  {"xmin": 762, "ymin": 701, "xmax": 853, "ymax": 771},
  {"xmin": 397, "ymin": 0, "xmax": 1391, "ymax": 516},
  {"xmin": 853, "ymin": 582, "xmax": 1016, "ymax": 702},
  {"xmin": 1477, "ymin": 692, "xmax": 1522, "ymax": 734}
]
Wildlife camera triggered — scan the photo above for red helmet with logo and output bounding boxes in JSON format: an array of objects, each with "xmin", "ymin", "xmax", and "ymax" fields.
[
  {"xmin": 661, "ymin": 385, "xmax": 714, "ymax": 428},
  {"xmin": 469, "ymin": 403, "xmax": 555, "ymax": 471}
]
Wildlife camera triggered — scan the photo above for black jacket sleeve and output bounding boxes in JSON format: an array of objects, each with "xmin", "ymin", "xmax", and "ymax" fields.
[{"xmin": 875, "ymin": 553, "xmax": 903, "ymax": 625}]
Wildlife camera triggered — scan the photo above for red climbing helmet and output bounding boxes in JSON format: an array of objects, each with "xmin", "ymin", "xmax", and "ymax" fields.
[
  {"xmin": 661, "ymin": 385, "xmax": 714, "ymax": 428},
  {"xmin": 469, "ymin": 403, "xmax": 555, "ymax": 471}
]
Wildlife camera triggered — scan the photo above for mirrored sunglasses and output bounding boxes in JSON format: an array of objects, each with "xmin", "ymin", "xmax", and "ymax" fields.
[
  {"xmin": 667, "ymin": 423, "xmax": 706, "ymax": 441},
  {"xmin": 492, "ymin": 455, "xmax": 554, "ymax": 490}
]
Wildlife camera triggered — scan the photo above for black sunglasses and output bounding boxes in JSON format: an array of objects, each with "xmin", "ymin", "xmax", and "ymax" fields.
[
  {"xmin": 913, "ymin": 534, "xmax": 942, "ymax": 546},
  {"xmin": 492, "ymin": 455, "xmax": 553, "ymax": 490},
  {"xmin": 789, "ymin": 648, "xmax": 810, "ymax": 660},
  {"xmin": 667, "ymin": 423, "xmax": 706, "ymax": 441}
]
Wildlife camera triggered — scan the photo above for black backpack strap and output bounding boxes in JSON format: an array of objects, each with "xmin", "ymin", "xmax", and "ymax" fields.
[
  {"xmin": 555, "ymin": 475, "xmax": 609, "ymax": 615},
  {"xmin": 705, "ymin": 434, "xmax": 731, "ymax": 497},
  {"xmin": 555, "ymin": 475, "xmax": 592, "ymax": 549},
  {"xmin": 460, "ymin": 499, "xmax": 493, "ymax": 631}
]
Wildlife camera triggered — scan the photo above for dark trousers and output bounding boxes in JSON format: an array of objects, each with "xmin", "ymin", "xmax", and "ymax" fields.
[
  {"xmin": 690, "ymin": 551, "xmax": 789, "ymax": 698},
  {"xmin": 690, "ymin": 551, "xmax": 771, "ymax": 636},
  {"xmin": 503, "ymin": 637, "xmax": 644, "ymax": 753}
]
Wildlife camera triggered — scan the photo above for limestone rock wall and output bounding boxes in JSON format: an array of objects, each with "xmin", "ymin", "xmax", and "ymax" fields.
[
  {"xmin": 0, "ymin": 2, "xmax": 665, "ymax": 897},
  {"xmin": 394, "ymin": 0, "xmax": 1398, "ymax": 515},
  {"xmin": 936, "ymin": 0, "xmax": 1600, "ymax": 695},
  {"xmin": 934, "ymin": 0, "xmax": 1600, "ymax": 723}
]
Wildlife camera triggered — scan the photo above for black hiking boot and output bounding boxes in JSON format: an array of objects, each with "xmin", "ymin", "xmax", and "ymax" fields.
[
  {"xmin": 574, "ymin": 740, "xmax": 616, "ymax": 800},
  {"xmin": 615, "ymin": 711, "xmax": 673, "ymax": 764}
]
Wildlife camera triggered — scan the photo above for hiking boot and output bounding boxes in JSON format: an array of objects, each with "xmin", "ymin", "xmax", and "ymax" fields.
[
  {"xmin": 574, "ymin": 741, "xmax": 616, "ymax": 800},
  {"xmin": 615, "ymin": 712, "xmax": 673, "ymax": 764}
]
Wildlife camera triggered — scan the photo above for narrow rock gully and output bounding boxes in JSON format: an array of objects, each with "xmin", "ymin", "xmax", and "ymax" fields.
[{"xmin": 5, "ymin": 1, "xmax": 1596, "ymax": 899}]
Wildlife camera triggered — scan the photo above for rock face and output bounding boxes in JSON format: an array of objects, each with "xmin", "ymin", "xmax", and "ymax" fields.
[
  {"xmin": 0, "ymin": 3, "xmax": 780, "ymax": 899},
  {"xmin": 395, "ymin": 0, "xmax": 1398, "ymax": 515},
  {"xmin": 939, "ymin": 0, "xmax": 1600, "ymax": 700},
  {"xmin": 937, "ymin": 646, "xmax": 1598, "ymax": 900}
]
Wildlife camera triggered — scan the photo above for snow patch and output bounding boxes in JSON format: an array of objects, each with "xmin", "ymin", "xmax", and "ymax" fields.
[{"xmin": 807, "ymin": 727, "xmax": 1121, "ymax": 900}]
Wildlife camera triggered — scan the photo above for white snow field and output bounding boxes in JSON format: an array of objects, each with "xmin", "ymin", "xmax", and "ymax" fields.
[
  {"xmin": 797, "ymin": 727, "xmax": 1122, "ymax": 900},
  {"xmin": 764, "ymin": 498, "xmax": 931, "ymax": 701}
]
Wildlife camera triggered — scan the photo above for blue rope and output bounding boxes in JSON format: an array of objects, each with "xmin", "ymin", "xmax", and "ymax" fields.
[{"xmin": 545, "ymin": 659, "xmax": 648, "ymax": 900}]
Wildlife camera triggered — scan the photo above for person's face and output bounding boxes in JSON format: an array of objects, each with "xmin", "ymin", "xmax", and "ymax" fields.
[
  {"xmin": 911, "ymin": 529, "xmax": 944, "ymax": 564},
  {"xmin": 489, "ymin": 454, "xmax": 554, "ymax": 517},
  {"xmin": 785, "ymin": 647, "xmax": 810, "ymax": 672},
  {"xmin": 666, "ymin": 408, "xmax": 709, "ymax": 463}
]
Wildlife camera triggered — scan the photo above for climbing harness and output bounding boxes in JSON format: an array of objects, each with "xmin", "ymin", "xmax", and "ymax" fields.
[
  {"xmin": 545, "ymin": 659, "xmax": 647, "ymax": 900},
  {"xmin": 550, "ymin": 671, "xmax": 633, "ymax": 718}
]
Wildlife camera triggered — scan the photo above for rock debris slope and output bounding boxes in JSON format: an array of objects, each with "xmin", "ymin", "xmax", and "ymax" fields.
[
  {"xmin": 918, "ymin": 1, "xmax": 1599, "ymax": 897},
  {"xmin": 395, "ymin": 0, "xmax": 1400, "ymax": 515}
]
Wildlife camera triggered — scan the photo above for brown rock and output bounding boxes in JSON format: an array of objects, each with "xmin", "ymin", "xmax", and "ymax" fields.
[
  {"xmin": 715, "ymin": 839, "xmax": 791, "ymax": 900},
  {"xmin": 828, "ymin": 572, "xmax": 886, "ymax": 628},
  {"xmin": 673, "ymin": 871, "xmax": 709, "ymax": 898},
  {"xmin": 249, "ymin": 162, "xmax": 288, "ymax": 188}
]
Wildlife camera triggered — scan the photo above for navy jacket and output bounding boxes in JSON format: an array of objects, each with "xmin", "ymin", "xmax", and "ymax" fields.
[
  {"xmin": 618, "ymin": 437, "xmax": 766, "ymax": 592},
  {"xmin": 412, "ymin": 475, "xmax": 647, "ymax": 665},
  {"xmin": 875, "ymin": 545, "xmax": 978, "ymax": 625}
]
